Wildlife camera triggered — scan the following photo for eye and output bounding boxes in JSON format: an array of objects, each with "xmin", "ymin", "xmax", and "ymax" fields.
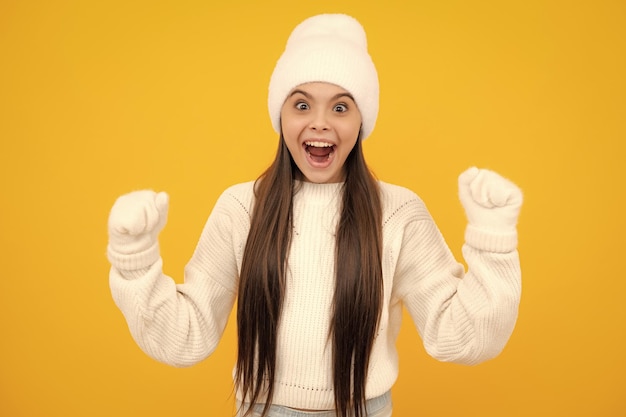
[
  {"xmin": 295, "ymin": 101, "xmax": 309, "ymax": 111},
  {"xmin": 333, "ymin": 103, "xmax": 348, "ymax": 113}
]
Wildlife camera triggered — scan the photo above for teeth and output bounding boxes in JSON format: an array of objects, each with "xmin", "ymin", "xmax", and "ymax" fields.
[{"xmin": 305, "ymin": 141, "xmax": 333, "ymax": 148}]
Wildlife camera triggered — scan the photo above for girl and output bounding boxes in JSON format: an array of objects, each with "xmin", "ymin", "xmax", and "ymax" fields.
[{"xmin": 107, "ymin": 14, "xmax": 523, "ymax": 417}]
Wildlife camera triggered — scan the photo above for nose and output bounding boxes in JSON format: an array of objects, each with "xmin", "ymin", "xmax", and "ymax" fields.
[{"xmin": 308, "ymin": 109, "xmax": 330, "ymax": 131}]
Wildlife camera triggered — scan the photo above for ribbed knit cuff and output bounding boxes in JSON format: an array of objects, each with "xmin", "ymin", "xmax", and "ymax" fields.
[
  {"xmin": 464, "ymin": 224, "xmax": 518, "ymax": 253},
  {"xmin": 107, "ymin": 241, "xmax": 161, "ymax": 271}
]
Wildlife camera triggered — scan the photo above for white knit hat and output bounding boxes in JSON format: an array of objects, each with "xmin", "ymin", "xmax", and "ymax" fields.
[{"xmin": 268, "ymin": 14, "xmax": 379, "ymax": 140}]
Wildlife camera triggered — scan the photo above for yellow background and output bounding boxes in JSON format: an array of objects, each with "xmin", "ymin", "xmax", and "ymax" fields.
[{"xmin": 1, "ymin": 0, "xmax": 624, "ymax": 416}]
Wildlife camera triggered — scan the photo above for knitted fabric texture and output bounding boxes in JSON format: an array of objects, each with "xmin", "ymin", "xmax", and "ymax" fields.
[
  {"xmin": 108, "ymin": 181, "xmax": 521, "ymax": 409},
  {"xmin": 268, "ymin": 14, "xmax": 379, "ymax": 139}
]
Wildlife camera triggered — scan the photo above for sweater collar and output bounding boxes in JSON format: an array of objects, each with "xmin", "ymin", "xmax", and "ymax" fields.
[{"xmin": 295, "ymin": 180, "xmax": 343, "ymax": 203}]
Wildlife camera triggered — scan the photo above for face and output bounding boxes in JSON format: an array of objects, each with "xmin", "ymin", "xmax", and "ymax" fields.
[{"xmin": 280, "ymin": 82, "xmax": 362, "ymax": 183}]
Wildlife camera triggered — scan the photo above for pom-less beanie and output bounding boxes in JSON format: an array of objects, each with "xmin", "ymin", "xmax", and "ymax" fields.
[{"xmin": 268, "ymin": 14, "xmax": 379, "ymax": 140}]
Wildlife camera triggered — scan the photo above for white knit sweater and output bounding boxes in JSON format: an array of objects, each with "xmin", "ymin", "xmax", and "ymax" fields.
[{"xmin": 108, "ymin": 180, "xmax": 521, "ymax": 410}]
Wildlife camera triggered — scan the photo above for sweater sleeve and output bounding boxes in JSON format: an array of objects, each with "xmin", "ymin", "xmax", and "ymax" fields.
[
  {"xmin": 108, "ymin": 186, "xmax": 251, "ymax": 367},
  {"xmin": 392, "ymin": 200, "xmax": 521, "ymax": 366}
]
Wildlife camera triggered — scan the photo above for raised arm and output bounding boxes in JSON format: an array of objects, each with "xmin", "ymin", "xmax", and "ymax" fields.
[
  {"xmin": 395, "ymin": 168, "xmax": 523, "ymax": 365},
  {"xmin": 107, "ymin": 189, "xmax": 245, "ymax": 367}
]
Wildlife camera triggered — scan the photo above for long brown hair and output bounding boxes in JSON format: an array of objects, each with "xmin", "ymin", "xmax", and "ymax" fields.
[{"xmin": 236, "ymin": 134, "xmax": 383, "ymax": 417}]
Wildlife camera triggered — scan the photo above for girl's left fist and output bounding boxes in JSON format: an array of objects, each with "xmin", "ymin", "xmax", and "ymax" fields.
[{"xmin": 458, "ymin": 167, "xmax": 523, "ymax": 233}]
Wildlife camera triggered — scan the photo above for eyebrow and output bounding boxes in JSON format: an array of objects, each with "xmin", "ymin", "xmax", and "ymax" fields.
[{"xmin": 288, "ymin": 89, "xmax": 356, "ymax": 102}]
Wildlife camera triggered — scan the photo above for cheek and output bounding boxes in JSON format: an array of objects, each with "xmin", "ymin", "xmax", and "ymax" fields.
[
  {"xmin": 280, "ymin": 116, "xmax": 306, "ymax": 142},
  {"xmin": 279, "ymin": 109, "xmax": 292, "ymax": 133},
  {"xmin": 280, "ymin": 120, "xmax": 301, "ymax": 155},
  {"xmin": 339, "ymin": 120, "xmax": 362, "ymax": 142},
  {"xmin": 280, "ymin": 122, "xmax": 296, "ymax": 145}
]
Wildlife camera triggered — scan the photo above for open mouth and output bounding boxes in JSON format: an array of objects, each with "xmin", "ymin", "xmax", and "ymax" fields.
[{"xmin": 304, "ymin": 141, "xmax": 335, "ymax": 163}]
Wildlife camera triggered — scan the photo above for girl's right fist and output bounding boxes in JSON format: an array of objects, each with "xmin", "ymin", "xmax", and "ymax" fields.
[{"xmin": 108, "ymin": 190, "xmax": 169, "ymax": 255}]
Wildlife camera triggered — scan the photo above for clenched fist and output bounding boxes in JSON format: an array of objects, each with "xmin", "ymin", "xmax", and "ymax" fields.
[
  {"xmin": 458, "ymin": 167, "xmax": 523, "ymax": 233},
  {"xmin": 108, "ymin": 190, "xmax": 170, "ymax": 255}
]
